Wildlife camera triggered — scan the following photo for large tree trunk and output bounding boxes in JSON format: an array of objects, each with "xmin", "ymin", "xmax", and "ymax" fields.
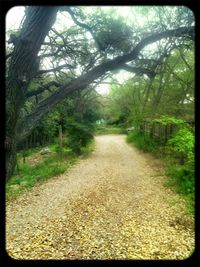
[{"xmin": 6, "ymin": 6, "xmax": 58, "ymax": 179}]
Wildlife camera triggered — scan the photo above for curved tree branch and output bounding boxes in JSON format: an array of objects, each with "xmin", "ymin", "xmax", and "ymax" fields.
[
  {"xmin": 122, "ymin": 64, "xmax": 156, "ymax": 78},
  {"xmin": 16, "ymin": 25, "xmax": 194, "ymax": 142}
]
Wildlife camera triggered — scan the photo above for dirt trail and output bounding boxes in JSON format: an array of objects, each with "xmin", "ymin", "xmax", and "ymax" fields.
[{"xmin": 6, "ymin": 135, "xmax": 194, "ymax": 260}]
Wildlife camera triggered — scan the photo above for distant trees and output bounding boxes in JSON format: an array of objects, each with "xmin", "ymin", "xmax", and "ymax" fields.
[
  {"xmin": 6, "ymin": 6, "xmax": 194, "ymax": 179},
  {"xmin": 105, "ymin": 44, "xmax": 194, "ymax": 126}
]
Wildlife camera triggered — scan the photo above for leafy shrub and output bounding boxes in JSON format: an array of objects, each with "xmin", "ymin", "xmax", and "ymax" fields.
[
  {"xmin": 127, "ymin": 131, "xmax": 158, "ymax": 152},
  {"xmin": 167, "ymin": 127, "xmax": 194, "ymax": 165},
  {"xmin": 65, "ymin": 120, "xmax": 94, "ymax": 154},
  {"xmin": 152, "ymin": 115, "xmax": 185, "ymax": 125},
  {"xmin": 166, "ymin": 166, "xmax": 194, "ymax": 194}
]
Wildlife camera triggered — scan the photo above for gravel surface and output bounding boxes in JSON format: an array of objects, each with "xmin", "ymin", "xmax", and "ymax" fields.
[{"xmin": 6, "ymin": 135, "xmax": 194, "ymax": 260}]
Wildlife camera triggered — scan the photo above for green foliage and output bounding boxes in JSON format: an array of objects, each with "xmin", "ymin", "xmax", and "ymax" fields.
[
  {"xmin": 127, "ymin": 131, "xmax": 158, "ymax": 152},
  {"xmin": 167, "ymin": 127, "xmax": 194, "ymax": 154},
  {"xmin": 55, "ymin": 90, "xmax": 102, "ymax": 155},
  {"xmin": 80, "ymin": 138, "xmax": 95, "ymax": 156},
  {"xmin": 6, "ymin": 152, "xmax": 76, "ymax": 201},
  {"xmin": 65, "ymin": 120, "xmax": 94, "ymax": 154},
  {"xmin": 105, "ymin": 78, "xmax": 146, "ymax": 126},
  {"xmin": 127, "ymin": 126, "xmax": 195, "ymax": 215},
  {"xmin": 7, "ymin": 134, "xmax": 96, "ymax": 201},
  {"xmin": 166, "ymin": 166, "xmax": 194, "ymax": 194},
  {"xmin": 104, "ymin": 43, "xmax": 194, "ymax": 127},
  {"xmin": 167, "ymin": 127, "xmax": 194, "ymax": 164},
  {"xmin": 127, "ymin": 119, "xmax": 195, "ymax": 214},
  {"xmin": 17, "ymin": 147, "xmax": 41, "ymax": 159},
  {"xmin": 49, "ymin": 143, "xmax": 72, "ymax": 154},
  {"xmin": 152, "ymin": 116, "xmax": 185, "ymax": 125},
  {"xmin": 95, "ymin": 125, "xmax": 125, "ymax": 135},
  {"xmin": 165, "ymin": 166, "xmax": 194, "ymax": 214},
  {"xmin": 33, "ymin": 111, "xmax": 60, "ymax": 140}
]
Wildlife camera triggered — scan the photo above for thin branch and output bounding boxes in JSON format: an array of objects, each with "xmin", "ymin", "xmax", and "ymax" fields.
[
  {"xmin": 64, "ymin": 7, "xmax": 103, "ymax": 51},
  {"xmin": 179, "ymin": 48, "xmax": 193, "ymax": 71},
  {"xmin": 37, "ymin": 63, "xmax": 75, "ymax": 75}
]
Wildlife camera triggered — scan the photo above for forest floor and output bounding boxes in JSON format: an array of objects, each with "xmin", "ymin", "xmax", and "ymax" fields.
[{"xmin": 6, "ymin": 135, "xmax": 194, "ymax": 260}]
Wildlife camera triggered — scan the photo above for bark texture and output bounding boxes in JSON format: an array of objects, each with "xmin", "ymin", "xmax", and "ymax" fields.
[{"xmin": 6, "ymin": 6, "xmax": 58, "ymax": 179}]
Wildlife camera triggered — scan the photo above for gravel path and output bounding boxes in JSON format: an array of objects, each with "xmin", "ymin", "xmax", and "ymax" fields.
[{"xmin": 6, "ymin": 135, "xmax": 194, "ymax": 260}]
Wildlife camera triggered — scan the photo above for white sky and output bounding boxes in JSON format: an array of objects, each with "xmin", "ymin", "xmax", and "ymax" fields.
[{"xmin": 6, "ymin": 6, "xmax": 25, "ymax": 32}]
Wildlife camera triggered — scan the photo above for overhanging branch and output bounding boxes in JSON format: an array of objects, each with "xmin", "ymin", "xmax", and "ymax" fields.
[
  {"xmin": 122, "ymin": 64, "xmax": 156, "ymax": 78},
  {"xmin": 17, "ymin": 25, "xmax": 194, "ymax": 142}
]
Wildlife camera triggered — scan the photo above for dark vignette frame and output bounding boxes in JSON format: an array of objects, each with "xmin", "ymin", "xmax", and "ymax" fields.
[{"xmin": 0, "ymin": 0, "xmax": 199, "ymax": 266}]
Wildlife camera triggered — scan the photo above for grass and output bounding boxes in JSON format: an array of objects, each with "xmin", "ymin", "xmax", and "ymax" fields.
[
  {"xmin": 95, "ymin": 125, "xmax": 125, "ymax": 135},
  {"xmin": 17, "ymin": 146, "xmax": 41, "ymax": 160},
  {"xmin": 48, "ymin": 143, "xmax": 72, "ymax": 154},
  {"xmin": 6, "ymin": 138, "xmax": 97, "ymax": 202},
  {"xmin": 126, "ymin": 130, "xmax": 195, "ymax": 216},
  {"xmin": 6, "ymin": 138, "xmax": 96, "ymax": 202},
  {"xmin": 6, "ymin": 151, "xmax": 76, "ymax": 202}
]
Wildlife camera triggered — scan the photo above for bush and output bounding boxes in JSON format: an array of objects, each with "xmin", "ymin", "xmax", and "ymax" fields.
[
  {"xmin": 65, "ymin": 120, "xmax": 94, "ymax": 154},
  {"xmin": 167, "ymin": 127, "xmax": 194, "ymax": 165},
  {"xmin": 166, "ymin": 166, "xmax": 194, "ymax": 194},
  {"xmin": 153, "ymin": 115, "xmax": 185, "ymax": 125},
  {"xmin": 127, "ymin": 131, "xmax": 158, "ymax": 152}
]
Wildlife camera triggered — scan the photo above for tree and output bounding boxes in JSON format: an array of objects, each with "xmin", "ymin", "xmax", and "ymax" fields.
[
  {"xmin": 105, "ymin": 44, "xmax": 194, "ymax": 127},
  {"xmin": 6, "ymin": 6, "xmax": 194, "ymax": 179},
  {"xmin": 6, "ymin": 7, "xmax": 59, "ymax": 179}
]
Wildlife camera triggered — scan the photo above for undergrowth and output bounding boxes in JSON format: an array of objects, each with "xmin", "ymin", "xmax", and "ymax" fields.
[
  {"xmin": 127, "ymin": 131, "xmax": 159, "ymax": 153},
  {"xmin": 6, "ymin": 139, "xmax": 95, "ymax": 202},
  {"xmin": 17, "ymin": 147, "xmax": 41, "ymax": 160},
  {"xmin": 165, "ymin": 165, "xmax": 195, "ymax": 215},
  {"xmin": 95, "ymin": 125, "xmax": 125, "ymax": 135},
  {"xmin": 6, "ymin": 153, "xmax": 76, "ymax": 202}
]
